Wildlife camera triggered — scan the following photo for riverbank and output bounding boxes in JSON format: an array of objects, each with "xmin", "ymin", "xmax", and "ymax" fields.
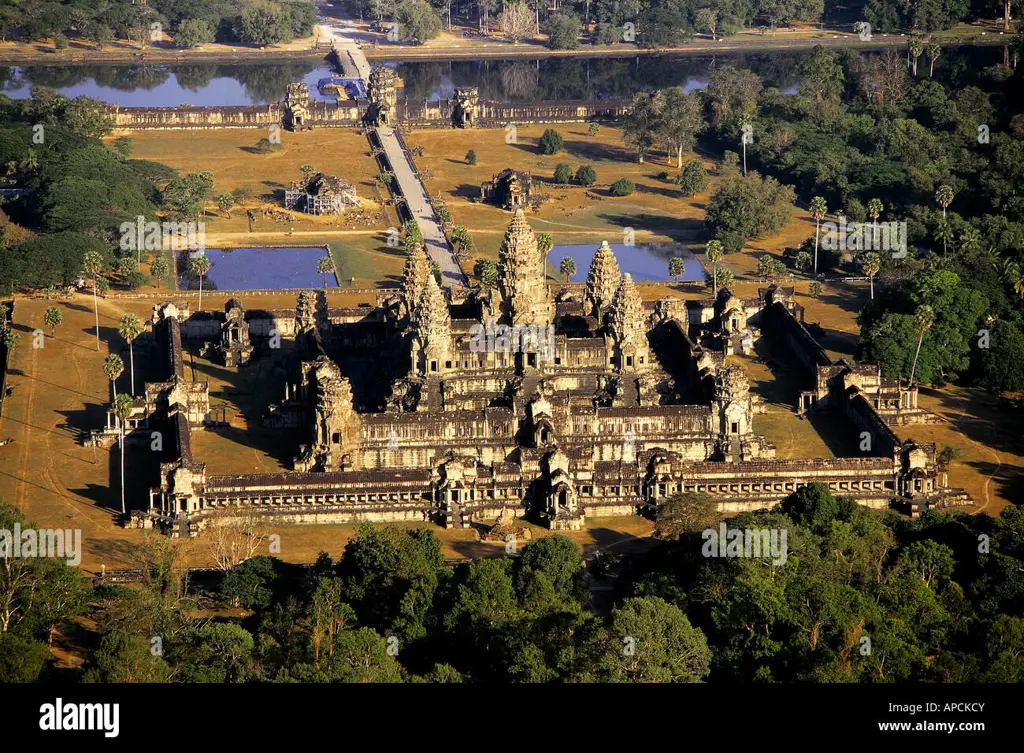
[{"xmin": 0, "ymin": 21, "xmax": 1011, "ymax": 66}]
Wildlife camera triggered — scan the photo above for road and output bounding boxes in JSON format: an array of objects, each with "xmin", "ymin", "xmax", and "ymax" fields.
[{"xmin": 317, "ymin": 15, "xmax": 468, "ymax": 290}]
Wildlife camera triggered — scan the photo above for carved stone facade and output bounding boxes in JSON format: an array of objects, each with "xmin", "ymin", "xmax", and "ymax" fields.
[
  {"xmin": 216, "ymin": 298, "xmax": 254, "ymax": 367},
  {"xmin": 126, "ymin": 223, "xmax": 972, "ymax": 536},
  {"xmin": 480, "ymin": 169, "xmax": 533, "ymax": 210}
]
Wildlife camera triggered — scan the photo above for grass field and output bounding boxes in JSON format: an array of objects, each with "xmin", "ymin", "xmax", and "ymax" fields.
[
  {"xmin": 122, "ymin": 128, "xmax": 406, "ymax": 289},
  {"xmin": 409, "ymin": 123, "xmax": 817, "ymax": 268}
]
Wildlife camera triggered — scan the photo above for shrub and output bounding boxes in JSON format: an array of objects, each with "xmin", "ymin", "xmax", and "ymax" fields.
[
  {"xmin": 553, "ymin": 163, "xmax": 572, "ymax": 183},
  {"xmin": 546, "ymin": 13, "xmax": 580, "ymax": 50},
  {"xmin": 675, "ymin": 159, "xmax": 709, "ymax": 197},
  {"xmin": 466, "ymin": 149, "xmax": 477, "ymax": 165},
  {"xmin": 539, "ymin": 128, "xmax": 564, "ymax": 155},
  {"xmin": 610, "ymin": 178, "xmax": 635, "ymax": 196},
  {"xmin": 575, "ymin": 165, "xmax": 597, "ymax": 186}
]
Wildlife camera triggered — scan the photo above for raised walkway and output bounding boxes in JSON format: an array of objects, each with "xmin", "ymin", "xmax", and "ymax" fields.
[{"xmin": 318, "ymin": 17, "xmax": 468, "ymax": 291}]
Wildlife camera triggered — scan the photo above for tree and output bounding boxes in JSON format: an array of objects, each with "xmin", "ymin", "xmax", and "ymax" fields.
[
  {"xmin": 553, "ymin": 163, "xmax": 572, "ymax": 183},
  {"xmin": 190, "ymin": 253, "xmax": 211, "ymax": 312},
  {"xmin": 539, "ymin": 128, "xmax": 564, "ymax": 155},
  {"xmin": 175, "ymin": 18, "xmax": 214, "ymax": 49},
  {"xmin": 705, "ymin": 173, "xmax": 795, "ymax": 246},
  {"xmin": 113, "ymin": 393, "xmax": 133, "ymax": 515},
  {"xmin": 600, "ymin": 597, "xmax": 712, "ymax": 682},
  {"xmin": 704, "ymin": 265, "xmax": 733, "ymax": 291},
  {"xmin": 867, "ymin": 198, "xmax": 884, "ymax": 223},
  {"xmin": 935, "ymin": 184, "xmax": 954, "ymax": 223},
  {"xmin": 863, "ymin": 252, "xmax": 880, "ymax": 301},
  {"xmin": 560, "ymin": 256, "xmax": 577, "ymax": 282},
  {"xmin": 545, "ymin": 12, "xmax": 580, "ymax": 49},
  {"xmin": 499, "ymin": 1, "xmax": 534, "ymax": 41},
  {"xmin": 83, "ymin": 250, "xmax": 104, "ymax": 351},
  {"xmin": 675, "ymin": 159, "xmax": 708, "ymax": 197},
  {"xmin": 217, "ymin": 193, "xmax": 235, "ymax": 217},
  {"xmin": 2, "ymin": 330, "xmax": 19, "ymax": 359},
  {"xmin": 610, "ymin": 178, "xmax": 635, "ymax": 196},
  {"xmin": 118, "ymin": 314, "xmax": 143, "ymax": 397},
  {"xmin": 474, "ymin": 258, "xmax": 499, "ymax": 288},
  {"xmin": 43, "ymin": 306, "xmax": 62, "ymax": 337},
  {"xmin": 396, "ymin": 0, "xmax": 443, "ymax": 44},
  {"xmin": 466, "ymin": 149, "xmax": 477, "ymax": 165},
  {"xmin": 668, "ymin": 257, "xmax": 685, "ymax": 282},
  {"xmin": 706, "ymin": 240, "xmax": 723, "ymax": 293},
  {"xmin": 317, "ymin": 256, "xmax": 335, "ymax": 288},
  {"xmin": 537, "ymin": 233, "xmax": 554, "ymax": 255},
  {"xmin": 103, "ymin": 353, "xmax": 125, "ymax": 400},
  {"xmin": 235, "ymin": 0, "xmax": 292, "ymax": 46},
  {"xmin": 926, "ymin": 42, "xmax": 941, "ymax": 77},
  {"xmin": 93, "ymin": 24, "xmax": 113, "ymax": 50},
  {"xmin": 757, "ymin": 254, "xmax": 786, "ymax": 282},
  {"xmin": 575, "ymin": 165, "xmax": 597, "ymax": 186},
  {"xmin": 82, "ymin": 630, "xmax": 171, "ymax": 683},
  {"xmin": 809, "ymin": 196, "xmax": 828, "ymax": 276},
  {"xmin": 980, "ymin": 321, "xmax": 1024, "ymax": 394},
  {"xmin": 300, "ymin": 164, "xmax": 316, "ymax": 179},
  {"xmin": 694, "ymin": 7, "xmax": 718, "ymax": 40},
  {"xmin": 909, "ymin": 304, "xmax": 935, "ymax": 386},
  {"xmin": 908, "ymin": 36, "xmax": 924, "ymax": 77},
  {"xmin": 657, "ymin": 88, "xmax": 703, "ymax": 168},
  {"xmin": 623, "ymin": 91, "xmax": 661, "ymax": 163},
  {"xmin": 150, "ymin": 255, "xmax": 169, "ymax": 283},
  {"xmin": 656, "ymin": 492, "xmax": 717, "ymax": 539}
]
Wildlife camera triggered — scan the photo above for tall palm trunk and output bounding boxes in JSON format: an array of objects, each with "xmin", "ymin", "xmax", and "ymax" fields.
[
  {"xmin": 909, "ymin": 332, "xmax": 925, "ymax": 385},
  {"xmin": 198, "ymin": 274, "xmax": 204, "ymax": 312},
  {"xmin": 119, "ymin": 425, "xmax": 126, "ymax": 514},
  {"xmin": 92, "ymin": 282, "xmax": 100, "ymax": 351},
  {"xmin": 814, "ymin": 219, "xmax": 820, "ymax": 275},
  {"xmin": 129, "ymin": 342, "xmax": 136, "ymax": 396}
]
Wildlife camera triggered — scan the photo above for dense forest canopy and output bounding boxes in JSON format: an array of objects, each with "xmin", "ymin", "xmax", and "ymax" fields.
[
  {"xmin": 0, "ymin": 0, "xmax": 1015, "ymax": 49},
  {"xmin": 4, "ymin": 483, "xmax": 1023, "ymax": 683}
]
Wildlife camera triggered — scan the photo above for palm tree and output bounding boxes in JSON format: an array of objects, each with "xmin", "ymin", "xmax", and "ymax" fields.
[
  {"xmin": 1003, "ymin": 260, "xmax": 1024, "ymax": 302},
  {"xmin": 316, "ymin": 256, "xmax": 335, "ymax": 288},
  {"xmin": 83, "ymin": 250, "xmax": 104, "ymax": 352},
  {"xmin": 909, "ymin": 305, "xmax": 935, "ymax": 386},
  {"xmin": 537, "ymin": 233, "xmax": 554, "ymax": 255},
  {"xmin": 118, "ymin": 314, "xmax": 143, "ymax": 397},
  {"xmin": 867, "ymin": 198, "xmax": 884, "ymax": 224},
  {"xmin": 863, "ymin": 252, "xmax": 880, "ymax": 300},
  {"xmin": 190, "ymin": 253, "xmax": 212, "ymax": 312},
  {"xmin": 43, "ymin": 306, "xmax": 62, "ymax": 337},
  {"xmin": 113, "ymin": 393, "xmax": 133, "ymax": 516},
  {"xmin": 809, "ymin": 197, "xmax": 827, "ymax": 276},
  {"xmin": 926, "ymin": 41, "xmax": 941, "ymax": 77},
  {"xmin": 706, "ymin": 239, "xmax": 724, "ymax": 293},
  {"xmin": 300, "ymin": 164, "xmax": 316, "ymax": 180},
  {"xmin": 935, "ymin": 220, "xmax": 955, "ymax": 259},
  {"xmin": 959, "ymin": 227, "xmax": 981, "ymax": 257},
  {"xmin": 2, "ymin": 329, "xmax": 20, "ymax": 358},
  {"xmin": 560, "ymin": 256, "xmax": 577, "ymax": 283},
  {"xmin": 909, "ymin": 36, "xmax": 924, "ymax": 76},
  {"xmin": 103, "ymin": 353, "xmax": 124, "ymax": 400},
  {"xmin": 936, "ymin": 184, "xmax": 954, "ymax": 222}
]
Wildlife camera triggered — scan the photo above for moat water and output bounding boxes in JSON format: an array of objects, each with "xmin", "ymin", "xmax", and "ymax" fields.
[
  {"xmin": 0, "ymin": 46, "xmax": 1005, "ymax": 107},
  {"xmin": 551, "ymin": 243, "xmax": 704, "ymax": 283},
  {"xmin": 178, "ymin": 247, "xmax": 337, "ymax": 291}
]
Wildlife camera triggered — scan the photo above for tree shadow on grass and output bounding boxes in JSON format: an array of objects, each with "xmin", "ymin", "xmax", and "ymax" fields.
[{"xmin": 563, "ymin": 139, "xmax": 635, "ymax": 164}]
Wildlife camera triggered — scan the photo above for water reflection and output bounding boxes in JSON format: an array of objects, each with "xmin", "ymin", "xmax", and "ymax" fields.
[
  {"xmin": 178, "ymin": 247, "xmax": 338, "ymax": 291},
  {"xmin": 0, "ymin": 46, "xmax": 1004, "ymax": 108},
  {"xmin": 551, "ymin": 242, "xmax": 703, "ymax": 283}
]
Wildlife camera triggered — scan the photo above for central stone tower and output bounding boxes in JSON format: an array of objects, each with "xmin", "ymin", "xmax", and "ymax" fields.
[{"xmin": 498, "ymin": 209, "xmax": 555, "ymax": 328}]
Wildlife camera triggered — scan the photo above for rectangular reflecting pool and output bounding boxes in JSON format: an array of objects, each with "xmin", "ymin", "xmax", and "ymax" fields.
[
  {"xmin": 550, "ymin": 243, "xmax": 704, "ymax": 283},
  {"xmin": 177, "ymin": 247, "xmax": 337, "ymax": 291}
]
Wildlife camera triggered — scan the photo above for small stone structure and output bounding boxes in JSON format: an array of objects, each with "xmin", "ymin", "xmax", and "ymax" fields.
[
  {"xmin": 216, "ymin": 298, "xmax": 254, "ymax": 367},
  {"xmin": 480, "ymin": 169, "xmax": 534, "ymax": 211},
  {"xmin": 284, "ymin": 172, "xmax": 357, "ymax": 215}
]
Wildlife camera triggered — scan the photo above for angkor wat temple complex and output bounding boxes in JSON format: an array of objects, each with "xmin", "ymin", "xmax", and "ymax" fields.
[
  {"xmin": 109, "ymin": 68, "xmax": 632, "ymax": 131},
  {"xmin": 119, "ymin": 211, "xmax": 971, "ymax": 537}
]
